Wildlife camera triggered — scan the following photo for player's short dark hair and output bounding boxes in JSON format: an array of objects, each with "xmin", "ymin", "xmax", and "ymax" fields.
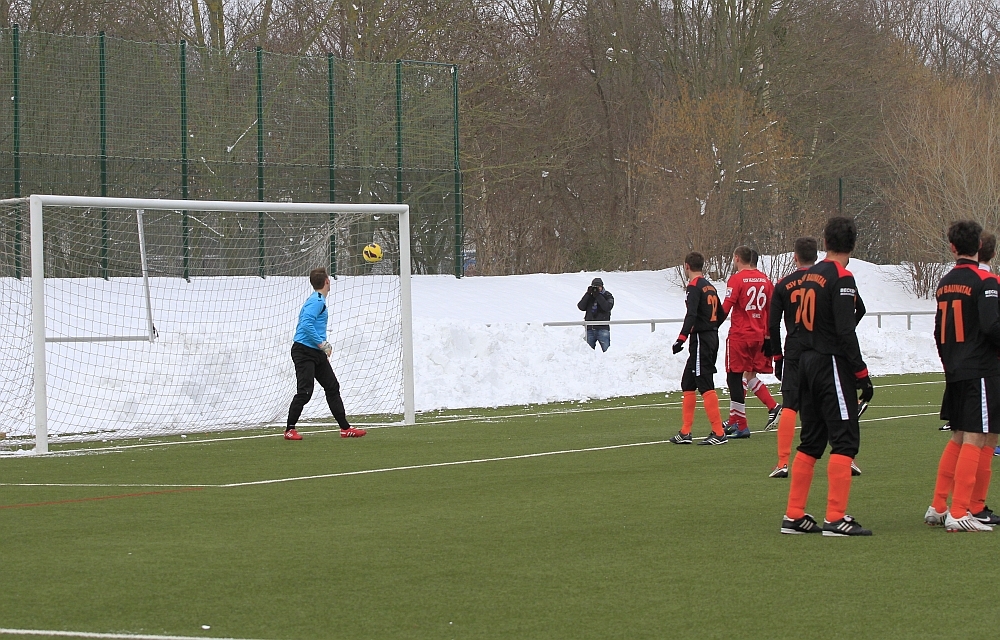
[
  {"xmin": 685, "ymin": 252, "xmax": 705, "ymax": 272},
  {"xmin": 309, "ymin": 267, "xmax": 329, "ymax": 290},
  {"xmin": 980, "ymin": 232, "xmax": 996, "ymax": 263},
  {"xmin": 823, "ymin": 217, "xmax": 858, "ymax": 253},
  {"xmin": 733, "ymin": 246, "xmax": 753, "ymax": 265},
  {"xmin": 794, "ymin": 237, "xmax": 818, "ymax": 264},
  {"xmin": 947, "ymin": 220, "xmax": 982, "ymax": 257}
]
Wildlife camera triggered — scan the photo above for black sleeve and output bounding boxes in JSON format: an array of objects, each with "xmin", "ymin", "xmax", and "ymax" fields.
[
  {"xmin": 834, "ymin": 275, "xmax": 868, "ymax": 375},
  {"xmin": 978, "ymin": 280, "xmax": 1000, "ymax": 348},
  {"xmin": 595, "ymin": 291, "xmax": 613, "ymax": 311},
  {"xmin": 854, "ymin": 292, "xmax": 867, "ymax": 326},
  {"xmin": 578, "ymin": 292, "xmax": 593, "ymax": 312},
  {"xmin": 679, "ymin": 285, "xmax": 699, "ymax": 340},
  {"xmin": 716, "ymin": 305, "xmax": 729, "ymax": 325},
  {"xmin": 768, "ymin": 288, "xmax": 784, "ymax": 358}
]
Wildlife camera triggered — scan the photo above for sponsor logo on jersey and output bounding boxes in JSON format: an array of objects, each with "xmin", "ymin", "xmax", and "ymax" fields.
[
  {"xmin": 987, "ymin": 290, "xmax": 998, "ymax": 298},
  {"xmin": 840, "ymin": 287, "xmax": 855, "ymax": 296}
]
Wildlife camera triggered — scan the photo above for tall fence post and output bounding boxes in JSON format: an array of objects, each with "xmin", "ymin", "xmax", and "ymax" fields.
[
  {"xmin": 328, "ymin": 53, "xmax": 336, "ymax": 278},
  {"xmin": 99, "ymin": 32, "xmax": 109, "ymax": 280},
  {"xmin": 180, "ymin": 39, "xmax": 190, "ymax": 281},
  {"xmin": 395, "ymin": 59, "xmax": 403, "ymax": 206},
  {"xmin": 256, "ymin": 46, "xmax": 265, "ymax": 278},
  {"xmin": 838, "ymin": 176, "xmax": 844, "ymax": 216},
  {"xmin": 12, "ymin": 24, "xmax": 21, "ymax": 279},
  {"xmin": 452, "ymin": 64, "xmax": 462, "ymax": 278}
]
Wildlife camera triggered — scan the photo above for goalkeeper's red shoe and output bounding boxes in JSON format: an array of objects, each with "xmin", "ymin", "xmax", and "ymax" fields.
[
  {"xmin": 284, "ymin": 429, "xmax": 302, "ymax": 440},
  {"xmin": 341, "ymin": 427, "xmax": 367, "ymax": 438}
]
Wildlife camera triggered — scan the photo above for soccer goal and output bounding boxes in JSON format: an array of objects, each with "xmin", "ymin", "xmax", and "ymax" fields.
[{"xmin": 0, "ymin": 195, "xmax": 415, "ymax": 453}]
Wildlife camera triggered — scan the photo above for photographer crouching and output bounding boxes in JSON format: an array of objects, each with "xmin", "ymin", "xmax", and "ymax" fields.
[{"xmin": 577, "ymin": 277, "xmax": 615, "ymax": 352}]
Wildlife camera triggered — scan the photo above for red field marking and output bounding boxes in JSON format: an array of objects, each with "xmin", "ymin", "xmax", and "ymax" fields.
[{"xmin": 0, "ymin": 487, "xmax": 204, "ymax": 509}]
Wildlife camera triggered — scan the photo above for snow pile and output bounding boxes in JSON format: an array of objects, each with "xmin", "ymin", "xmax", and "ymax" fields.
[{"xmin": 410, "ymin": 257, "xmax": 940, "ymax": 410}]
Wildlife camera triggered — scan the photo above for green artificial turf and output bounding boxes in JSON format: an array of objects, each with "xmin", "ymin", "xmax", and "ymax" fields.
[{"xmin": 0, "ymin": 373, "xmax": 986, "ymax": 639}]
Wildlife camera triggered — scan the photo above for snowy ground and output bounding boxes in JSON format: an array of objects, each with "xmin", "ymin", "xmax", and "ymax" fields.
[
  {"xmin": 0, "ymin": 254, "xmax": 941, "ymax": 441},
  {"xmin": 411, "ymin": 255, "xmax": 939, "ymax": 411}
]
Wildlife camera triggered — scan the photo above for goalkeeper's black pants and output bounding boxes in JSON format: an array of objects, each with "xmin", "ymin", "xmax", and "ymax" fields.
[{"xmin": 287, "ymin": 342, "xmax": 350, "ymax": 430}]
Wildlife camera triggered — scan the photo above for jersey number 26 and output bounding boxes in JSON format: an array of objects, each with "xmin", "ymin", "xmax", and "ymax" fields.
[{"xmin": 745, "ymin": 285, "xmax": 768, "ymax": 312}]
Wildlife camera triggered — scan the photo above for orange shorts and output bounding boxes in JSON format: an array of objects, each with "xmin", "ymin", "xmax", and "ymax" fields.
[{"xmin": 726, "ymin": 338, "xmax": 773, "ymax": 374}]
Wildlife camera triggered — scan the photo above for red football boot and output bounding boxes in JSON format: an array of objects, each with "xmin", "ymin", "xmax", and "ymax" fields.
[
  {"xmin": 340, "ymin": 427, "xmax": 367, "ymax": 438},
  {"xmin": 284, "ymin": 429, "xmax": 302, "ymax": 440}
]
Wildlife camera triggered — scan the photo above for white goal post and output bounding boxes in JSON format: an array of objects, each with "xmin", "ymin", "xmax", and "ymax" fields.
[{"xmin": 3, "ymin": 194, "xmax": 415, "ymax": 453}]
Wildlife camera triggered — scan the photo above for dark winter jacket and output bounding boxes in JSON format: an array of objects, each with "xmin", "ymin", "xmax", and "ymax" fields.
[{"xmin": 577, "ymin": 289, "xmax": 614, "ymax": 329}]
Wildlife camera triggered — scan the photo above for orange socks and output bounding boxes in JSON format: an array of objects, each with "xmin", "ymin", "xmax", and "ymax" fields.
[
  {"xmin": 785, "ymin": 451, "xmax": 817, "ymax": 520},
  {"xmin": 702, "ymin": 390, "xmax": 724, "ymax": 436},
  {"xmin": 950, "ymin": 443, "xmax": 984, "ymax": 519},
  {"xmin": 826, "ymin": 454, "xmax": 854, "ymax": 523},
  {"xmin": 776, "ymin": 408, "xmax": 797, "ymax": 467},
  {"xmin": 969, "ymin": 444, "xmax": 994, "ymax": 515},
  {"xmin": 680, "ymin": 391, "xmax": 697, "ymax": 435},
  {"xmin": 932, "ymin": 439, "xmax": 961, "ymax": 513}
]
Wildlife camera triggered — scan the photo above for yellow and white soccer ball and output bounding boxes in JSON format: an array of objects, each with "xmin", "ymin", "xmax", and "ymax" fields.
[{"xmin": 363, "ymin": 242, "xmax": 384, "ymax": 263}]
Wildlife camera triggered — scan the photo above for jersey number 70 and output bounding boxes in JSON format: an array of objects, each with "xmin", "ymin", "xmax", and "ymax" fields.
[{"xmin": 791, "ymin": 288, "xmax": 816, "ymax": 331}]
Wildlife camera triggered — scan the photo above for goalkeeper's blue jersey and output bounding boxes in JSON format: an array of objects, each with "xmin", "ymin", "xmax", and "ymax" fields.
[{"xmin": 293, "ymin": 291, "xmax": 328, "ymax": 349}]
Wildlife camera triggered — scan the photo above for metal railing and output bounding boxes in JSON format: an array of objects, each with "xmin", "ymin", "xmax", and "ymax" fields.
[
  {"xmin": 544, "ymin": 311, "xmax": 937, "ymax": 332},
  {"xmin": 865, "ymin": 311, "xmax": 935, "ymax": 330},
  {"xmin": 543, "ymin": 319, "xmax": 684, "ymax": 332}
]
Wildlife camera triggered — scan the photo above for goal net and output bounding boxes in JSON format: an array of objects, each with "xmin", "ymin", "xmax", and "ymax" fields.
[{"xmin": 0, "ymin": 195, "xmax": 414, "ymax": 453}]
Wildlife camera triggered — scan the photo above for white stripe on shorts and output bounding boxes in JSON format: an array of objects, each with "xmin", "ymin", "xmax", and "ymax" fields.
[
  {"xmin": 832, "ymin": 356, "xmax": 849, "ymax": 421},
  {"xmin": 981, "ymin": 378, "xmax": 989, "ymax": 434},
  {"xmin": 695, "ymin": 334, "xmax": 701, "ymax": 377}
]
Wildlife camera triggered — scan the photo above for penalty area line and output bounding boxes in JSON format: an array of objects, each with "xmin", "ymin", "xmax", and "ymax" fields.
[{"xmin": 0, "ymin": 629, "xmax": 267, "ymax": 640}]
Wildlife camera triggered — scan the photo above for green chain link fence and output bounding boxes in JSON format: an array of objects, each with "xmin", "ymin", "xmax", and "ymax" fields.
[{"xmin": 0, "ymin": 27, "xmax": 464, "ymax": 279}]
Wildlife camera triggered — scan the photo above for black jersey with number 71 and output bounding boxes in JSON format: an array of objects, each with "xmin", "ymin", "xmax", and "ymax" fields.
[{"xmin": 935, "ymin": 258, "xmax": 1000, "ymax": 382}]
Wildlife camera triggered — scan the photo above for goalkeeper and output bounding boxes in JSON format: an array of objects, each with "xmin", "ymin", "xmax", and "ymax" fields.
[{"xmin": 284, "ymin": 267, "xmax": 367, "ymax": 441}]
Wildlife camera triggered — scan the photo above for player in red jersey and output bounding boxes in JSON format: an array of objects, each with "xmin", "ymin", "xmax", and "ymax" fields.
[{"xmin": 721, "ymin": 247, "xmax": 779, "ymax": 438}]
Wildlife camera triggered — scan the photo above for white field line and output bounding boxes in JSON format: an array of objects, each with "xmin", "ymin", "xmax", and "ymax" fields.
[
  {"xmin": 1, "ymin": 402, "xmax": 687, "ymax": 457},
  {"xmin": 0, "ymin": 410, "xmax": 940, "ymax": 490},
  {"xmin": 3, "ymin": 379, "xmax": 943, "ymax": 457},
  {"xmin": 0, "ymin": 629, "xmax": 266, "ymax": 640}
]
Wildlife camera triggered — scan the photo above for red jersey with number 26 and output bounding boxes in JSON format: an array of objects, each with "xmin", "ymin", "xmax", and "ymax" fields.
[{"xmin": 723, "ymin": 268, "xmax": 773, "ymax": 341}]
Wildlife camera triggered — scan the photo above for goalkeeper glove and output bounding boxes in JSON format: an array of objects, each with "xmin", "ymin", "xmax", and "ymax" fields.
[
  {"xmin": 774, "ymin": 358, "xmax": 783, "ymax": 381},
  {"xmin": 672, "ymin": 340, "xmax": 685, "ymax": 354},
  {"xmin": 856, "ymin": 375, "xmax": 874, "ymax": 403},
  {"xmin": 318, "ymin": 341, "xmax": 333, "ymax": 357}
]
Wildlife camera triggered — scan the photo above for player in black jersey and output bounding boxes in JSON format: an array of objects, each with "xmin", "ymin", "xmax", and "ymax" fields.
[
  {"xmin": 925, "ymin": 221, "xmax": 1000, "ymax": 532},
  {"xmin": 669, "ymin": 252, "xmax": 728, "ymax": 445},
  {"xmin": 781, "ymin": 217, "xmax": 874, "ymax": 536},
  {"xmin": 768, "ymin": 237, "xmax": 866, "ymax": 479},
  {"xmin": 766, "ymin": 237, "xmax": 817, "ymax": 478}
]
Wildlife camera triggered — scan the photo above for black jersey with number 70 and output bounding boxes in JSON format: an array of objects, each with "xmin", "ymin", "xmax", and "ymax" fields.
[{"xmin": 794, "ymin": 259, "xmax": 868, "ymax": 378}]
